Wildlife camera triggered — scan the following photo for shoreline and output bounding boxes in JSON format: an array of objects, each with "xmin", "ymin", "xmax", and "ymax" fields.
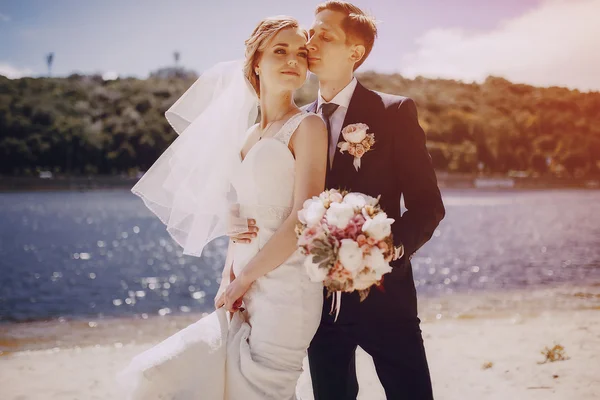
[
  {"xmin": 1, "ymin": 285, "xmax": 599, "ymax": 399},
  {"xmin": 1, "ymin": 174, "xmax": 599, "ymax": 192},
  {"xmin": 1, "ymin": 283, "xmax": 599, "ymax": 355}
]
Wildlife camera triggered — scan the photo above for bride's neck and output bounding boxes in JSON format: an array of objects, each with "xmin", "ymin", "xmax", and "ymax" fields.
[{"xmin": 259, "ymin": 90, "xmax": 296, "ymax": 128}]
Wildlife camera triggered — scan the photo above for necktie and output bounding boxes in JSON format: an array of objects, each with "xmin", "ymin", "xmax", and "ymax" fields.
[{"xmin": 320, "ymin": 103, "xmax": 339, "ymax": 169}]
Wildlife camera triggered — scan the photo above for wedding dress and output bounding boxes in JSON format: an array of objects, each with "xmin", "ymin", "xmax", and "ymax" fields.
[{"xmin": 119, "ymin": 112, "xmax": 324, "ymax": 400}]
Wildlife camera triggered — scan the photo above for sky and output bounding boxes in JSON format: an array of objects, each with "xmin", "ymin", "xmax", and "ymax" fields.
[{"xmin": 0, "ymin": 0, "xmax": 598, "ymax": 91}]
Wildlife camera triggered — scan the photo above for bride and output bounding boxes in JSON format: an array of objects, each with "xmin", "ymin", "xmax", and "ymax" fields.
[{"xmin": 120, "ymin": 16, "xmax": 328, "ymax": 400}]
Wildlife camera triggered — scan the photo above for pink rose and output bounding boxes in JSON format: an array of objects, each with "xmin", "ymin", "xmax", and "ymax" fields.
[
  {"xmin": 346, "ymin": 221, "xmax": 359, "ymax": 237},
  {"xmin": 329, "ymin": 261, "xmax": 352, "ymax": 283},
  {"xmin": 367, "ymin": 134, "xmax": 375, "ymax": 146},
  {"xmin": 357, "ymin": 234, "xmax": 367, "ymax": 246},
  {"xmin": 349, "ymin": 147, "xmax": 356, "ymax": 156},
  {"xmin": 354, "ymin": 144, "xmax": 366, "ymax": 158},
  {"xmin": 354, "ymin": 214, "xmax": 366, "ymax": 225}
]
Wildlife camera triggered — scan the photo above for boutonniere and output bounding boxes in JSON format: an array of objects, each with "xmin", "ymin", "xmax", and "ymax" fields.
[{"xmin": 337, "ymin": 123, "xmax": 375, "ymax": 171}]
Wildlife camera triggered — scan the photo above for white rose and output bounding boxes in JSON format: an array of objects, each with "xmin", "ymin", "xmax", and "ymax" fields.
[
  {"xmin": 364, "ymin": 195, "xmax": 379, "ymax": 206},
  {"xmin": 362, "ymin": 213, "xmax": 395, "ymax": 241},
  {"xmin": 329, "ymin": 191, "xmax": 344, "ymax": 203},
  {"xmin": 343, "ymin": 193, "xmax": 379, "ymax": 210},
  {"xmin": 304, "ymin": 255, "xmax": 328, "ymax": 282},
  {"xmin": 342, "ymin": 123, "xmax": 369, "ymax": 144},
  {"xmin": 298, "ymin": 197, "xmax": 326, "ymax": 226},
  {"xmin": 342, "ymin": 193, "xmax": 366, "ymax": 209},
  {"xmin": 353, "ymin": 271, "xmax": 376, "ymax": 291},
  {"xmin": 364, "ymin": 247, "xmax": 393, "ymax": 279},
  {"xmin": 338, "ymin": 239, "xmax": 364, "ymax": 274},
  {"xmin": 325, "ymin": 202, "xmax": 355, "ymax": 229}
]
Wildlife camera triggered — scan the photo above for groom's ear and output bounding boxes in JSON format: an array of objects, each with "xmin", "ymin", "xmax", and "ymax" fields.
[{"xmin": 350, "ymin": 44, "xmax": 366, "ymax": 68}]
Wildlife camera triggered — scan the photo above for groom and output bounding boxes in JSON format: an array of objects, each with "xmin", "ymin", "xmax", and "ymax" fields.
[{"xmin": 304, "ymin": 2, "xmax": 445, "ymax": 399}]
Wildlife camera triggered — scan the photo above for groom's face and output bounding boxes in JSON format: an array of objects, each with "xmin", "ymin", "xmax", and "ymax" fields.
[{"xmin": 307, "ymin": 10, "xmax": 355, "ymax": 79}]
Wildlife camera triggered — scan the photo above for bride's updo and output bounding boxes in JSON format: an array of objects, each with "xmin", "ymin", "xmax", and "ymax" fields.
[{"xmin": 244, "ymin": 16, "xmax": 307, "ymax": 98}]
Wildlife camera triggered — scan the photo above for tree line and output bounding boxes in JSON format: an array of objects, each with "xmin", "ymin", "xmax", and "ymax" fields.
[{"xmin": 1, "ymin": 69, "xmax": 599, "ymax": 178}]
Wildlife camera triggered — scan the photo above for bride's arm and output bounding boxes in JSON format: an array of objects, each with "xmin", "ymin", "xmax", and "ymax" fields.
[
  {"xmin": 237, "ymin": 115, "xmax": 327, "ymax": 284},
  {"xmin": 214, "ymin": 239, "xmax": 234, "ymax": 307}
]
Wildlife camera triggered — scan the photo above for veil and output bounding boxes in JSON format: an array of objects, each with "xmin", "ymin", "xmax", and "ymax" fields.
[{"xmin": 132, "ymin": 60, "xmax": 258, "ymax": 257}]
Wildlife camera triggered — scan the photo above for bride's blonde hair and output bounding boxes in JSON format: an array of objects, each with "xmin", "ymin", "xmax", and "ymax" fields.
[{"xmin": 244, "ymin": 16, "xmax": 307, "ymax": 98}]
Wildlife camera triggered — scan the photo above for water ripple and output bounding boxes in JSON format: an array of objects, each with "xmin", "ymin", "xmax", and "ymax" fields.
[{"xmin": 0, "ymin": 188, "xmax": 599, "ymax": 322}]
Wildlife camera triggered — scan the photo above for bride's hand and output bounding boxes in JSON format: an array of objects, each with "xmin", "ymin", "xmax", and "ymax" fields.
[
  {"xmin": 216, "ymin": 273, "xmax": 253, "ymax": 312},
  {"xmin": 214, "ymin": 261, "xmax": 237, "ymax": 308},
  {"xmin": 215, "ymin": 291, "xmax": 243, "ymax": 312}
]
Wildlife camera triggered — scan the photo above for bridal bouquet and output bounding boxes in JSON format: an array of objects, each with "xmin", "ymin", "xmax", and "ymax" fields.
[{"xmin": 296, "ymin": 189, "xmax": 395, "ymax": 319}]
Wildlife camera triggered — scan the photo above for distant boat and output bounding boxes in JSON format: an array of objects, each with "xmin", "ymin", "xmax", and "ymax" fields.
[
  {"xmin": 39, "ymin": 171, "xmax": 53, "ymax": 179},
  {"xmin": 473, "ymin": 177, "xmax": 515, "ymax": 188},
  {"xmin": 585, "ymin": 180, "xmax": 599, "ymax": 189}
]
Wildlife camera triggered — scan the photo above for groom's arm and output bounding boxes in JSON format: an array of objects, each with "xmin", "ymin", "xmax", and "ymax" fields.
[{"xmin": 391, "ymin": 98, "xmax": 445, "ymax": 262}]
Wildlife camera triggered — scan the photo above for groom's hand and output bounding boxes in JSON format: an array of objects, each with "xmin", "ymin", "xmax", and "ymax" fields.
[
  {"xmin": 228, "ymin": 219, "xmax": 258, "ymax": 244},
  {"xmin": 392, "ymin": 244, "xmax": 405, "ymax": 261},
  {"xmin": 227, "ymin": 204, "xmax": 259, "ymax": 244}
]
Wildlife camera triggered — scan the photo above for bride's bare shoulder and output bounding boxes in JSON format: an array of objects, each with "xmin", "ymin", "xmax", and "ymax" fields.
[
  {"xmin": 296, "ymin": 113, "xmax": 326, "ymax": 135},
  {"xmin": 290, "ymin": 113, "xmax": 327, "ymax": 148}
]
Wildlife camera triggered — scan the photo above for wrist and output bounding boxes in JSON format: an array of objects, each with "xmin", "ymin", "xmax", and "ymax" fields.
[{"xmin": 238, "ymin": 269, "xmax": 255, "ymax": 286}]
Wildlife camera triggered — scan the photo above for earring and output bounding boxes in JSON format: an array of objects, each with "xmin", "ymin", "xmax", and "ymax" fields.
[{"xmin": 255, "ymin": 69, "xmax": 260, "ymax": 76}]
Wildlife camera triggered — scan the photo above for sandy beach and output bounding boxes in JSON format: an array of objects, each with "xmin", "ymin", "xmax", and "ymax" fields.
[{"xmin": 1, "ymin": 285, "xmax": 599, "ymax": 400}]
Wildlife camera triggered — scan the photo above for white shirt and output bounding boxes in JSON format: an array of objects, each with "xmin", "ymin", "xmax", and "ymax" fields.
[{"xmin": 317, "ymin": 77, "xmax": 358, "ymax": 167}]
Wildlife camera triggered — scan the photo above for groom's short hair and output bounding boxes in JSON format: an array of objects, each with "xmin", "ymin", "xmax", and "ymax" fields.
[{"xmin": 315, "ymin": 1, "xmax": 377, "ymax": 70}]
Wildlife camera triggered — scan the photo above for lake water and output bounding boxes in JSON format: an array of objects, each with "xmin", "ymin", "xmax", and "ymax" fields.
[{"xmin": 1, "ymin": 189, "xmax": 599, "ymax": 323}]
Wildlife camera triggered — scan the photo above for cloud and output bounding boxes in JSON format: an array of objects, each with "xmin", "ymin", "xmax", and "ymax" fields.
[
  {"xmin": 400, "ymin": 0, "xmax": 600, "ymax": 91},
  {"xmin": 0, "ymin": 13, "xmax": 10, "ymax": 22},
  {"xmin": 0, "ymin": 63, "xmax": 34, "ymax": 79}
]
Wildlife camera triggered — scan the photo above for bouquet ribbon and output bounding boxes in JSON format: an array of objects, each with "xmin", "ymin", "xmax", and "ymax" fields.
[{"xmin": 330, "ymin": 290, "xmax": 342, "ymax": 322}]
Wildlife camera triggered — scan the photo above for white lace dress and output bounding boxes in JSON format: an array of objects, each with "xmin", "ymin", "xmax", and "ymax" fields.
[{"xmin": 119, "ymin": 112, "xmax": 324, "ymax": 400}]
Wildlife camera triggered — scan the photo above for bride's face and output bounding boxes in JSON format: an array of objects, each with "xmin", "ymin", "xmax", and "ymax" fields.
[{"xmin": 256, "ymin": 28, "xmax": 308, "ymax": 93}]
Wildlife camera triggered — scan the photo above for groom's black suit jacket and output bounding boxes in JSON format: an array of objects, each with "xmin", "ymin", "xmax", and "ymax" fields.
[{"xmin": 306, "ymin": 81, "xmax": 445, "ymax": 324}]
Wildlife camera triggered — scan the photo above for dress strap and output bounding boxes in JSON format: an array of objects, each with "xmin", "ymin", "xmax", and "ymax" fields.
[{"xmin": 273, "ymin": 112, "xmax": 318, "ymax": 147}]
